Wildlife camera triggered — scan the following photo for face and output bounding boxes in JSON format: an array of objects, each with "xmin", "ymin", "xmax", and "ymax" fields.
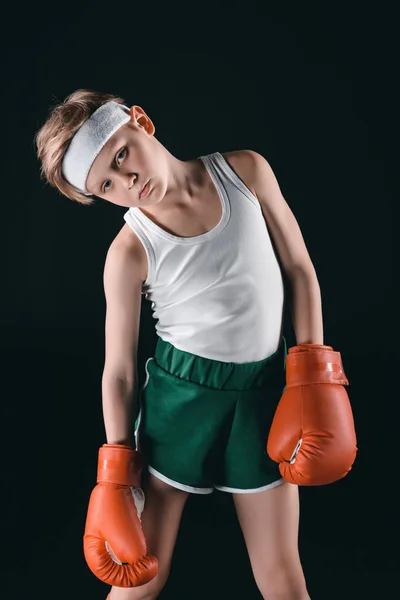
[{"xmin": 85, "ymin": 106, "xmax": 169, "ymax": 208}]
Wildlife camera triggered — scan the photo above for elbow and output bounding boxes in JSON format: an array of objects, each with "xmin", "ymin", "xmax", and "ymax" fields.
[
  {"xmin": 102, "ymin": 369, "xmax": 136, "ymax": 389},
  {"xmin": 286, "ymin": 263, "xmax": 319, "ymax": 284}
]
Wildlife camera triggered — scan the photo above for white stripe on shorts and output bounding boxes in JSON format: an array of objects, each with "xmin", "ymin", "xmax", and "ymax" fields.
[
  {"xmin": 148, "ymin": 466, "xmax": 214, "ymax": 495},
  {"xmin": 214, "ymin": 477, "xmax": 285, "ymax": 494}
]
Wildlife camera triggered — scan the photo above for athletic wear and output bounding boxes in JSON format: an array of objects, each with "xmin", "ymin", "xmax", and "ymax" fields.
[
  {"xmin": 135, "ymin": 336, "xmax": 287, "ymax": 494},
  {"xmin": 123, "ymin": 152, "xmax": 285, "ymax": 363},
  {"xmin": 123, "ymin": 151, "xmax": 287, "ymax": 493}
]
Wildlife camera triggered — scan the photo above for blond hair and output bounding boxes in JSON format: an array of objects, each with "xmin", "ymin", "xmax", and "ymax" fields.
[{"xmin": 35, "ymin": 89, "xmax": 126, "ymax": 205}]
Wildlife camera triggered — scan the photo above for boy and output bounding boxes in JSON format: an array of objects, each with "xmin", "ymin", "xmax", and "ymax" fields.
[{"xmin": 35, "ymin": 89, "xmax": 357, "ymax": 600}]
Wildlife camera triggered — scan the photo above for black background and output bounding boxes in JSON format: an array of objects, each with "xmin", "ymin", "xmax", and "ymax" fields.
[{"xmin": 2, "ymin": 1, "xmax": 395, "ymax": 599}]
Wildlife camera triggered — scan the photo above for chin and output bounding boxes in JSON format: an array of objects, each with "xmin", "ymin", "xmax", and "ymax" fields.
[{"xmin": 141, "ymin": 186, "xmax": 165, "ymax": 208}]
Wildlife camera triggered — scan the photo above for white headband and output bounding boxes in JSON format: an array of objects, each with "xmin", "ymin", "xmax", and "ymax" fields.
[{"xmin": 62, "ymin": 101, "xmax": 131, "ymax": 194}]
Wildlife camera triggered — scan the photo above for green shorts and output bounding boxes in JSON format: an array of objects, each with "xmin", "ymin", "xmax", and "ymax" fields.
[{"xmin": 134, "ymin": 336, "xmax": 287, "ymax": 494}]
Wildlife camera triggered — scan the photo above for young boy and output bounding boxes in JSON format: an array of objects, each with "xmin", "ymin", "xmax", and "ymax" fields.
[{"xmin": 35, "ymin": 90, "xmax": 357, "ymax": 600}]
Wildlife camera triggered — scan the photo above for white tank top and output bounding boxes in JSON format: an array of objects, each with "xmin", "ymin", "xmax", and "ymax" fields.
[{"xmin": 123, "ymin": 152, "xmax": 285, "ymax": 363}]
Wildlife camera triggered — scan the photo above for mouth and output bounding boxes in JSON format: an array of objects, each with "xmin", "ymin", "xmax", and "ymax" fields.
[{"xmin": 139, "ymin": 180, "xmax": 151, "ymax": 199}]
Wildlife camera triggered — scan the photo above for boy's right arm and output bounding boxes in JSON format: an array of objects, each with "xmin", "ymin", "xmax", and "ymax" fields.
[
  {"xmin": 83, "ymin": 238, "xmax": 159, "ymax": 588},
  {"xmin": 101, "ymin": 239, "xmax": 144, "ymax": 448}
]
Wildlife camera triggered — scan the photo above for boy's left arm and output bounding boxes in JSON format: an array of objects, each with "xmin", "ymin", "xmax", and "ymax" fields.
[
  {"xmin": 234, "ymin": 149, "xmax": 357, "ymax": 486},
  {"xmin": 235, "ymin": 149, "xmax": 324, "ymax": 346}
]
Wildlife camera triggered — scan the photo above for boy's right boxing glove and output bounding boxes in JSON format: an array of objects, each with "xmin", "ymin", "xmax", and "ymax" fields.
[{"xmin": 83, "ymin": 444, "xmax": 158, "ymax": 587}]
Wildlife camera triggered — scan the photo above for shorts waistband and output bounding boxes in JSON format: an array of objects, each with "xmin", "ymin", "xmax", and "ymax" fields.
[{"xmin": 154, "ymin": 337, "xmax": 287, "ymax": 391}]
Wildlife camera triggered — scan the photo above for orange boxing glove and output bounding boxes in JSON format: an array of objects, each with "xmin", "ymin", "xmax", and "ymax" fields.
[
  {"xmin": 267, "ymin": 344, "xmax": 357, "ymax": 485},
  {"xmin": 83, "ymin": 444, "xmax": 158, "ymax": 587}
]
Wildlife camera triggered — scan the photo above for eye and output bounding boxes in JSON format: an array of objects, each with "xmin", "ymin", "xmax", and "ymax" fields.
[
  {"xmin": 116, "ymin": 147, "xmax": 127, "ymax": 165},
  {"xmin": 101, "ymin": 148, "xmax": 127, "ymax": 193}
]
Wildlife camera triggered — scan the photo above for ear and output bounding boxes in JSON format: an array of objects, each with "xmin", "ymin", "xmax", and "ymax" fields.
[{"xmin": 129, "ymin": 106, "xmax": 155, "ymax": 135}]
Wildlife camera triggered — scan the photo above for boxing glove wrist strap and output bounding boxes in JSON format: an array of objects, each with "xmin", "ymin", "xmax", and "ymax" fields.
[
  {"xmin": 97, "ymin": 444, "xmax": 143, "ymax": 486},
  {"xmin": 286, "ymin": 345, "xmax": 349, "ymax": 388}
]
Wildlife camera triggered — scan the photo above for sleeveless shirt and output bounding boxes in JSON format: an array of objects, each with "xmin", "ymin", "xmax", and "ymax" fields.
[{"xmin": 123, "ymin": 152, "xmax": 285, "ymax": 362}]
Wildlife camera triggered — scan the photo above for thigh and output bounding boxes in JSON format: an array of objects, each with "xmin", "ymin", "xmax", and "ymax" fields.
[
  {"xmin": 233, "ymin": 482, "xmax": 306, "ymax": 583},
  {"xmin": 110, "ymin": 474, "xmax": 189, "ymax": 600},
  {"xmin": 141, "ymin": 473, "xmax": 189, "ymax": 565}
]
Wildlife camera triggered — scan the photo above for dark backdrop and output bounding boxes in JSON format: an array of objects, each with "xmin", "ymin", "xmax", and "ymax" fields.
[{"xmin": 2, "ymin": 2, "xmax": 395, "ymax": 599}]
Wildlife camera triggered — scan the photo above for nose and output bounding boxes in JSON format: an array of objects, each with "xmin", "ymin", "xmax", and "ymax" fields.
[{"xmin": 116, "ymin": 170, "xmax": 137, "ymax": 190}]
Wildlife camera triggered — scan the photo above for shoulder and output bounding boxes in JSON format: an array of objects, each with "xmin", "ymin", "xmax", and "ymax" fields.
[
  {"xmin": 106, "ymin": 223, "xmax": 148, "ymax": 283},
  {"xmin": 220, "ymin": 149, "xmax": 268, "ymax": 198}
]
